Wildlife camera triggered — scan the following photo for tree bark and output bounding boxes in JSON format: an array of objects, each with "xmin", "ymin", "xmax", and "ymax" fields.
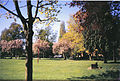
[
  {"xmin": 103, "ymin": 52, "xmax": 107, "ymax": 63},
  {"xmin": 113, "ymin": 48, "xmax": 117, "ymax": 63},
  {"xmin": 88, "ymin": 53, "xmax": 92, "ymax": 60},
  {"xmin": 25, "ymin": 33, "xmax": 33, "ymax": 81},
  {"xmin": 25, "ymin": 25, "xmax": 33, "ymax": 81},
  {"xmin": 37, "ymin": 48, "xmax": 39, "ymax": 64},
  {"xmin": 63, "ymin": 53, "xmax": 66, "ymax": 60},
  {"xmin": 25, "ymin": 1, "xmax": 34, "ymax": 81},
  {"xmin": 89, "ymin": 55, "xmax": 92, "ymax": 60}
]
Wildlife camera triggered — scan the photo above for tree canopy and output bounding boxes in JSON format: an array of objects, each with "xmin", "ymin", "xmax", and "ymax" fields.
[
  {"xmin": 71, "ymin": 1, "xmax": 120, "ymax": 62},
  {"xmin": 60, "ymin": 16, "xmax": 85, "ymax": 55},
  {"xmin": 0, "ymin": 0, "xmax": 61, "ymax": 81},
  {"xmin": 59, "ymin": 21, "xmax": 66, "ymax": 39},
  {"xmin": 35, "ymin": 26, "xmax": 57, "ymax": 42},
  {"xmin": 1, "ymin": 22, "xmax": 25, "ymax": 41}
]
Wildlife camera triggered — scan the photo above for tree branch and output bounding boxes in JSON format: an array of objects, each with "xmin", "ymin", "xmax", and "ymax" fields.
[
  {"xmin": 13, "ymin": 0, "xmax": 27, "ymax": 31},
  {"xmin": 0, "ymin": 4, "xmax": 27, "ymax": 17},
  {"xmin": 34, "ymin": 0, "xmax": 43, "ymax": 18},
  {"xmin": 35, "ymin": 17, "xmax": 50, "ymax": 21},
  {"xmin": 38, "ymin": 1, "xmax": 55, "ymax": 8},
  {"xmin": 13, "ymin": 0, "xmax": 25, "ymax": 20},
  {"xmin": 0, "ymin": 4, "xmax": 19, "ymax": 18},
  {"xmin": 2, "ymin": 0, "xmax": 9, "ymax": 6},
  {"xmin": 27, "ymin": 0, "xmax": 33, "ymax": 23}
]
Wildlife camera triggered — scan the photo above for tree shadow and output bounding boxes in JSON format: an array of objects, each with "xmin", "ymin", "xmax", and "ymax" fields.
[
  {"xmin": 67, "ymin": 70, "xmax": 120, "ymax": 80},
  {"xmin": 107, "ymin": 62, "xmax": 120, "ymax": 64},
  {"xmin": 39, "ymin": 58, "xmax": 64, "ymax": 60}
]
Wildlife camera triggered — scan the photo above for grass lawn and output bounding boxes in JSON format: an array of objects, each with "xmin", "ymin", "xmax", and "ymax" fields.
[{"xmin": 0, "ymin": 59, "xmax": 120, "ymax": 80}]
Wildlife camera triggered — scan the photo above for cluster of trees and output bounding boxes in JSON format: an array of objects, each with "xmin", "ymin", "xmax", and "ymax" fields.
[
  {"xmin": 52, "ymin": 18, "xmax": 85, "ymax": 60},
  {"xmin": 70, "ymin": 2, "xmax": 120, "ymax": 63},
  {"xmin": 52, "ymin": 2, "xmax": 120, "ymax": 63},
  {"xmin": 0, "ymin": 22, "xmax": 58, "ymax": 59},
  {"xmin": 53, "ymin": 39, "xmax": 71, "ymax": 60},
  {"xmin": 35, "ymin": 26, "xmax": 57, "ymax": 42},
  {"xmin": 33, "ymin": 26, "xmax": 58, "ymax": 59},
  {"xmin": 0, "ymin": 39, "xmax": 23, "ymax": 59},
  {"xmin": 0, "ymin": 22, "xmax": 25, "ymax": 58},
  {"xmin": 0, "ymin": 1, "xmax": 120, "ymax": 81},
  {"xmin": 0, "ymin": 0, "xmax": 61, "ymax": 80},
  {"xmin": 0, "ymin": 22, "xmax": 25, "ymax": 41},
  {"xmin": 33, "ymin": 39, "xmax": 53, "ymax": 58}
]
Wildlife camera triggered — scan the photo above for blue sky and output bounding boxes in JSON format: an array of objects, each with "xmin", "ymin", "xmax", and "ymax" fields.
[{"xmin": 0, "ymin": 1, "xmax": 79, "ymax": 42}]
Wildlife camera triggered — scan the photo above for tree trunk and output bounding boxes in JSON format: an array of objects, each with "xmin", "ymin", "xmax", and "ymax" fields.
[
  {"xmin": 113, "ymin": 48, "xmax": 117, "ymax": 63},
  {"xmin": 103, "ymin": 52, "xmax": 107, "ymax": 63},
  {"xmin": 37, "ymin": 49, "xmax": 39, "ymax": 64},
  {"xmin": 104, "ymin": 56, "xmax": 107, "ymax": 63},
  {"xmin": 24, "ymin": 19, "xmax": 33, "ymax": 81},
  {"xmin": 10, "ymin": 53, "xmax": 12, "ymax": 59},
  {"xmin": 25, "ymin": 29, "xmax": 33, "ymax": 81},
  {"xmin": 25, "ymin": 1, "xmax": 33, "ymax": 81},
  {"xmin": 63, "ymin": 54, "xmax": 66, "ymax": 60},
  {"xmin": 43, "ymin": 52, "xmax": 44, "ymax": 58},
  {"xmin": 89, "ymin": 54, "xmax": 92, "ymax": 60}
]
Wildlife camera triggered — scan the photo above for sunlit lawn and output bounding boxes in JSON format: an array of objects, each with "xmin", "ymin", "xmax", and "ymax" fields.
[{"xmin": 0, "ymin": 58, "xmax": 120, "ymax": 80}]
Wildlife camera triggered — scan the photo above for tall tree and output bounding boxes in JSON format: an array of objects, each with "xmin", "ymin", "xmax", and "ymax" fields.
[
  {"xmin": 59, "ymin": 21, "xmax": 66, "ymax": 39},
  {"xmin": 1, "ymin": 22, "xmax": 25, "ymax": 41},
  {"xmin": 0, "ymin": 1, "xmax": 60, "ymax": 81},
  {"xmin": 70, "ymin": 1, "xmax": 120, "ymax": 63},
  {"xmin": 60, "ymin": 16, "xmax": 85, "ymax": 56},
  {"xmin": 109, "ymin": 2, "xmax": 120, "ymax": 62}
]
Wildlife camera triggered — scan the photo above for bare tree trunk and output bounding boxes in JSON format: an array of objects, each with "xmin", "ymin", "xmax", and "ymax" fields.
[
  {"xmin": 89, "ymin": 53, "xmax": 92, "ymax": 60},
  {"xmin": 25, "ymin": 35, "xmax": 33, "ymax": 81},
  {"xmin": 25, "ymin": 26, "xmax": 33, "ymax": 81},
  {"xmin": 37, "ymin": 48, "xmax": 39, "ymax": 64},
  {"xmin": 89, "ymin": 55, "xmax": 92, "ymax": 60},
  {"xmin": 25, "ymin": 1, "xmax": 34, "ymax": 81},
  {"xmin": 103, "ymin": 52, "xmax": 107, "ymax": 63},
  {"xmin": 113, "ymin": 48, "xmax": 117, "ymax": 63},
  {"xmin": 63, "ymin": 53, "xmax": 66, "ymax": 60}
]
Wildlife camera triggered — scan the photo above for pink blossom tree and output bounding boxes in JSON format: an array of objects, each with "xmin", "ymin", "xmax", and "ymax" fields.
[
  {"xmin": 8, "ymin": 39, "xmax": 23, "ymax": 59},
  {"xmin": 0, "ymin": 40, "xmax": 8, "ymax": 52},
  {"xmin": 33, "ymin": 39, "xmax": 50, "ymax": 63},
  {"xmin": 0, "ymin": 40, "xmax": 8, "ymax": 58},
  {"xmin": 0, "ymin": 39, "xmax": 23, "ymax": 59},
  {"xmin": 52, "ymin": 39, "xmax": 71, "ymax": 60}
]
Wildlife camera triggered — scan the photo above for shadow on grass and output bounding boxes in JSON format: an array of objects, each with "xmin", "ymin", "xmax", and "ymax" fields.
[
  {"xmin": 67, "ymin": 70, "xmax": 120, "ymax": 80},
  {"xmin": 107, "ymin": 62, "xmax": 120, "ymax": 64},
  {"xmin": 40, "ymin": 58, "xmax": 64, "ymax": 60}
]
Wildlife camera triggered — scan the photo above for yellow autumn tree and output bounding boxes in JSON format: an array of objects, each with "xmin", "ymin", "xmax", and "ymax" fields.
[{"xmin": 60, "ymin": 16, "xmax": 85, "ymax": 56}]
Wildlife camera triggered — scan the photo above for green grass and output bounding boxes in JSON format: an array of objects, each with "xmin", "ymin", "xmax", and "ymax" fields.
[{"xmin": 0, "ymin": 59, "xmax": 120, "ymax": 80}]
